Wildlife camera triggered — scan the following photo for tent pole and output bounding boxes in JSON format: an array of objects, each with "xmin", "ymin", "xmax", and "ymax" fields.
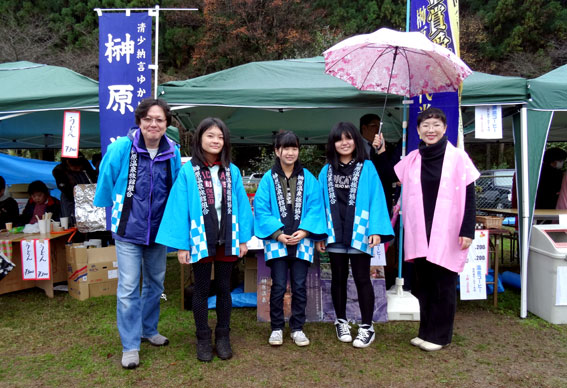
[{"xmin": 520, "ymin": 107, "xmax": 529, "ymax": 318}]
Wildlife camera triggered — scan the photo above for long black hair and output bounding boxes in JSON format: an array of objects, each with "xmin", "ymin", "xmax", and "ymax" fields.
[
  {"xmin": 191, "ymin": 117, "xmax": 232, "ymax": 168},
  {"xmin": 325, "ymin": 122, "xmax": 367, "ymax": 169}
]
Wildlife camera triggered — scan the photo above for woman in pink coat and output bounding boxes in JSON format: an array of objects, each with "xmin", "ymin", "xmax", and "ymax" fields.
[{"xmin": 394, "ymin": 107, "xmax": 480, "ymax": 352}]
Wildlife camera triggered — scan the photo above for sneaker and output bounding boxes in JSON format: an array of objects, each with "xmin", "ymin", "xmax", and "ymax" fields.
[
  {"xmin": 290, "ymin": 330, "xmax": 310, "ymax": 346},
  {"xmin": 141, "ymin": 333, "xmax": 169, "ymax": 346},
  {"xmin": 410, "ymin": 337, "xmax": 425, "ymax": 347},
  {"xmin": 334, "ymin": 319, "xmax": 352, "ymax": 343},
  {"xmin": 352, "ymin": 324, "xmax": 375, "ymax": 348},
  {"xmin": 268, "ymin": 329, "xmax": 283, "ymax": 346},
  {"xmin": 121, "ymin": 350, "xmax": 139, "ymax": 369},
  {"xmin": 419, "ymin": 340, "xmax": 444, "ymax": 352}
]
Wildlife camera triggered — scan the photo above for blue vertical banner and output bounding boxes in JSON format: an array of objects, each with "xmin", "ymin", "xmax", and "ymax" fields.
[
  {"xmin": 98, "ymin": 12, "xmax": 152, "ymax": 154},
  {"xmin": 408, "ymin": 0, "xmax": 461, "ymax": 152}
]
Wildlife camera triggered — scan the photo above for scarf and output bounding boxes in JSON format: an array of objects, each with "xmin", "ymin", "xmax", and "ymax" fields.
[{"xmin": 327, "ymin": 161, "xmax": 363, "ymax": 245}]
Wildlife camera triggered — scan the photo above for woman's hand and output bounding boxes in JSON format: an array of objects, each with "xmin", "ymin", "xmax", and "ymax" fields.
[
  {"xmin": 459, "ymin": 236, "xmax": 473, "ymax": 250},
  {"xmin": 368, "ymin": 234, "xmax": 381, "ymax": 248},
  {"xmin": 178, "ymin": 249, "xmax": 190, "ymax": 264},
  {"xmin": 277, "ymin": 233, "xmax": 292, "ymax": 245},
  {"xmin": 287, "ymin": 230, "xmax": 308, "ymax": 246},
  {"xmin": 316, "ymin": 240, "xmax": 326, "ymax": 253},
  {"xmin": 239, "ymin": 242, "xmax": 248, "ymax": 258}
]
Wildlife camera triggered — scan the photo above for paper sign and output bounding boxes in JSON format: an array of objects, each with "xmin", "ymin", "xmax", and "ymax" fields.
[
  {"xmin": 371, "ymin": 244, "xmax": 386, "ymax": 266},
  {"xmin": 556, "ymin": 266, "xmax": 567, "ymax": 306},
  {"xmin": 459, "ymin": 230, "xmax": 489, "ymax": 300},
  {"xmin": 475, "ymin": 106, "xmax": 503, "ymax": 139},
  {"xmin": 20, "ymin": 239, "xmax": 51, "ymax": 280},
  {"xmin": 62, "ymin": 111, "xmax": 81, "ymax": 158}
]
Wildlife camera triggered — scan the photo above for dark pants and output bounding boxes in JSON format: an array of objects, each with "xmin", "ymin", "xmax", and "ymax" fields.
[
  {"xmin": 269, "ymin": 258, "xmax": 310, "ymax": 332},
  {"xmin": 192, "ymin": 260, "xmax": 234, "ymax": 332},
  {"xmin": 413, "ymin": 258, "xmax": 458, "ymax": 346},
  {"xmin": 328, "ymin": 252, "xmax": 374, "ymax": 325}
]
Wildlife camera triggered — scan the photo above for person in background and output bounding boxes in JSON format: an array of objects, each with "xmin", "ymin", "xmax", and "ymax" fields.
[
  {"xmin": 536, "ymin": 147, "xmax": 567, "ymax": 209},
  {"xmin": 52, "ymin": 153, "xmax": 97, "ymax": 225},
  {"xmin": 317, "ymin": 122, "xmax": 394, "ymax": 349},
  {"xmin": 94, "ymin": 98, "xmax": 182, "ymax": 370},
  {"xmin": 18, "ymin": 180, "xmax": 60, "ymax": 226},
  {"xmin": 156, "ymin": 117, "xmax": 253, "ymax": 363},
  {"xmin": 394, "ymin": 107, "xmax": 479, "ymax": 352},
  {"xmin": 253, "ymin": 131, "xmax": 327, "ymax": 347},
  {"xmin": 0, "ymin": 176, "xmax": 19, "ymax": 229}
]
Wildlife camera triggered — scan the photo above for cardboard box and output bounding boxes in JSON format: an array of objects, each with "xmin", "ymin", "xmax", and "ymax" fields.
[
  {"xmin": 66, "ymin": 244, "xmax": 118, "ymax": 301},
  {"xmin": 244, "ymin": 256, "xmax": 257, "ymax": 293}
]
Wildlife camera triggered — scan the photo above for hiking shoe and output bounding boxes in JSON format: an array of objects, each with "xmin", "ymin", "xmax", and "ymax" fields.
[
  {"xmin": 334, "ymin": 319, "xmax": 352, "ymax": 343},
  {"xmin": 121, "ymin": 350, "xmax": 139, "ymax": 369},
  {"xmin": 410, "ymin": 337, "xmax": 425, "ymax": 347},
  {"xmin": 269, "ymin": 329, "xmax": 283, "ymax": 346},
  {"xmin": 352, "ymin": 324, "xmax": 375, "ymax": 348},
  {"xmin": 290, "ymin": 330, "xmax": 310, "ymax": 346},
  {"xmin": 141, "ymin": 333, "xmax": 169, "ymax": 346}
]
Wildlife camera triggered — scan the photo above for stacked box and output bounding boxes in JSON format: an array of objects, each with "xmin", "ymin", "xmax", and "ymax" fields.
[{"xmin": 66, "ymin": 244, "xmax": 118, "ymax": 301}]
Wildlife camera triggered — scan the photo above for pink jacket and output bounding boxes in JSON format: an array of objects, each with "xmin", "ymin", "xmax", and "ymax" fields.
[{"xmin": 394, "ymin": 142, "xmax": 480, "ymax": 273}]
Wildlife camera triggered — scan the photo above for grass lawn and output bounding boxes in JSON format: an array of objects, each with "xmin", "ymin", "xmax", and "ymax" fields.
[{"xmin": 1, "ymin": 255, "xmax": 566, "ymax": 388}]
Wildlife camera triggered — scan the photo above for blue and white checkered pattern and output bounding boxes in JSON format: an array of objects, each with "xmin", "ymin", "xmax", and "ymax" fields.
[
  {"xmin": 231, "ymin": 215, "xmax": 239, "ymax": 256},
  {"xmin": 190, "ymin": 216, "xmax": 209, "ymax": 262},
  {"xmin": 264, "ymin": 240, "xmax": 288, "ymax": 261},
  {"xmin": 296, "ymin": 238, "xmax": 315, "ymax": 263},
  {"xmin": 325, "ymin": 207, "xmax": 336, "ymax": 244},
  {"xmin": 110, "ymin": 194, "xmax": 124, "ymax": 233},
  {"xmin": 351, "ymin": 209, "xmax": 370, "ymax": 254}
]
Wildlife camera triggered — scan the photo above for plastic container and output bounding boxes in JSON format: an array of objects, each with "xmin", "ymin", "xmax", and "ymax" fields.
[{"xmin": 528, "ymin": 225, "xmax": 567, "ymax": 324}]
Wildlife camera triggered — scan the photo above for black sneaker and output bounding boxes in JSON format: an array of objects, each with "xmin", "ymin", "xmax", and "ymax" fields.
[
  {"xmin": 334, "ymin": 318, "xmax": 352, "ymax": 342},
  {"xmin": 352, "ymin": 324, "xmax": 375, "ymax": 348}
]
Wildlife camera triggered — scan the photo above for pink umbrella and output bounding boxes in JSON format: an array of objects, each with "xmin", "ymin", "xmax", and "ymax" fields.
[{"xmin": 323, "ymin": 27, "xmax": 472, "ymax": 98}]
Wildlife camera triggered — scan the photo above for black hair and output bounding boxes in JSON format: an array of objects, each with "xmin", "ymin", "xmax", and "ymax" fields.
[
  {"xmin": 326, "ymin": 122, "xmax": 368, "ymax": 169},
  {"xmin": 544, "ymin": 147, "xmax": 567, "ymax": 165},
  {"xmin": 359, "ymin": 113, "xmax": 381, "ymax": 132},
  {"xmin": 274, "ymin": 130, "xmax": 300, "ymax": 150},
  {"xmin": 0, "ymin": 176, "xmax": 5, "ymax": 192},
  {"xmin": 135, "ymin": 98, "xmax": 173, "ymax": 127},
  {"xmin": 417, "ymin": 107, "xmax": 447, "ymax": 126},
  {"xmin": 191, "ymin": 117, "xmax": 232, "ymax": 168},
  {"xmin": 27, "ymin": 180, "xmax": 49, "ymax": 196}
]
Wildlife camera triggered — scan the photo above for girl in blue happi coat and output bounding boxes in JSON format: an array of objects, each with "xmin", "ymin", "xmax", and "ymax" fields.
[
  {"xmin": 254, "ymin": 131, "xmax": 327, "ymax": 347},
  {"xmin": 316, "ymin": 122, "xmax": 394, "ymax": 349},
  {"xmin": 156, "ymin": 118, "xmax": 253, "ymax": 362}
]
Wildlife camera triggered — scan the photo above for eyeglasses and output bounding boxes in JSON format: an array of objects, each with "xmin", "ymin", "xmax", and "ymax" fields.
[{"xmin": 141, "ymin": 117, "xmax": 166, "ymax": 125}]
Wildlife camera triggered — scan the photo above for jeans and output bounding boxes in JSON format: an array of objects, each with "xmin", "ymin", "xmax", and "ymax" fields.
[
  {"xmin": 115, "ymin": 240, "xmax": 167, "ymax": 352},
  {"xmin": 269, "ymin": 258, "xmax": 310, "ymax": 332}
]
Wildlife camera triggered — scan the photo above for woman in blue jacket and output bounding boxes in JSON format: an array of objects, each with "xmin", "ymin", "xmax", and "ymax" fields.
[
  {"xmin": 254, "ymin": 131, "xmax": 326, "ymax": 347},
  {"xmin": 316, "ymin": 122, "xmax": 394, "ymax": 349},
  {"xmin": 94, "ymin": 98, "xmax": 181, "ymax": 369},
  {"xmin": 156, "ymin": 118, "xmax": 253, "ymax": 362}
]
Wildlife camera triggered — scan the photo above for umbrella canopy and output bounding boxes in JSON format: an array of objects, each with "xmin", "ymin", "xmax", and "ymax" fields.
[{"xmin": 323, "ymin": 28, "xmax": 472, "ymax": 97}]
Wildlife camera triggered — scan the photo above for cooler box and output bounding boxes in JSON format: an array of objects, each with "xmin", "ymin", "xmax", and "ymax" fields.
[{"xmin": 528, "ymin": 225, "xmax": 567, "ymax": 324}]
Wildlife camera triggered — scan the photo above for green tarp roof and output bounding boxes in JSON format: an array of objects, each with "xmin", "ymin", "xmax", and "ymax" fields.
[{"xmin": 528, "ymin": 65, "xmax": 567, "ymax": 111}]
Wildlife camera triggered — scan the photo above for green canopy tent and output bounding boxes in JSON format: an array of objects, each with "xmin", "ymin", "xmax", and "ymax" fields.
[{"xmin": 0, "ymin": 62, "xmax": 101, "ymax": 149}]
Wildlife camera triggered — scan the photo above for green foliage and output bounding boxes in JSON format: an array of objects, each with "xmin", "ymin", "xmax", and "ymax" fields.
[{"xmin": 250, "ymin": 145, "xmax": 326, "ymax": 176}]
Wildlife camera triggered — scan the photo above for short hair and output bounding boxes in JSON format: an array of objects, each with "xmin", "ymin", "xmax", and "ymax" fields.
[
  {"xmin": 0, "ymin": 176, "xmax": 5, "ymax": 191},
  {"xmin": 27, "ymin": 180, "xmax": 49, "ymax": 196},
  {"xmin": 544, "ymin": 147, "xmax": 567, "ymax": 165},
  {"xmin": 326, "ymin": 122, "xmax": 368, "ymax": 169},
  {"xmin": 417, "ymin": 107, "xmax": 447, "ymax": 126},
  {"xmin": 359, "ymin": 113, "xmax": 381, "ymax": 131},
  {"xmin": 274, "ymin": 130, "xmax": 300, "ymax": 149},
  {"xmin": 134, "ymin": 98, "xmax": 173, "ymax": 127},
  {"xmin": 191, "ymin": 117, "xmax": 232, "ymax": 168}
]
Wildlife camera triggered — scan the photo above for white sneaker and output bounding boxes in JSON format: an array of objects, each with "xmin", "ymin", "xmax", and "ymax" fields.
[
  {"xmin": 334, "ymin": 319, "xmax": 352, "ymax": 342},
  {"xmin": 410, "ymin": 337, "xmax": 425, "ymax": 347},
  {"xmin": 352, "ymin": 325, "xmax": 375, "ymax": 348},
  {"xmin": 419, "ymin": 340, "xmax": 444, "ymax": 352},
  {"xmin": 269, "ymin": 329, "xmax": 283, "ymax": 346},
  {"xmin": 290, "ymin": 330, "xmax": 310, "ymax": 346}
]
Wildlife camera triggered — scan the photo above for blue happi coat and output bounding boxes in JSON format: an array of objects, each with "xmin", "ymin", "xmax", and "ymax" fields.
[
  {"xmin": 155, "ymin": 162, "xmax": 253, "ymax": 263},
  {"xmin": 254, "ymin": 168, "xmax": 327, "ymax": 263},
  {"xmin": 319, "ymin": 160, "xmax": 394, "ymax": 255}
]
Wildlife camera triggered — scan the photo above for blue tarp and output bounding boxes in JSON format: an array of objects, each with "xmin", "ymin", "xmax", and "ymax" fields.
[
  {"xmin": 207, "ymin": 285, "xmax": 257, "ymax": 309},
  {"xmin": 0, "ymin": 153, "xmax": 60, "ymax": 198}
]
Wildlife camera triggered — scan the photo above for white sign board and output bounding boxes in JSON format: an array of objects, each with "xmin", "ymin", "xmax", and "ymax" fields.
[
  {"xmin": 460, "ymin": 230, "xmax": 489, "ymax": 300},
  {"xmin": 61, "ymin": 111, "xmax": 81, "ymax": 158},
  {"xmin": 475, "ymin": 106, "xmax": 502, "ymax": 139},
  {"xmin": 371, "ymin": 244, "xmax": 386, "ymax": 266},
  {"xmin": 20, "ymin": 239, "xmax": 51, "ymax": 280}
]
